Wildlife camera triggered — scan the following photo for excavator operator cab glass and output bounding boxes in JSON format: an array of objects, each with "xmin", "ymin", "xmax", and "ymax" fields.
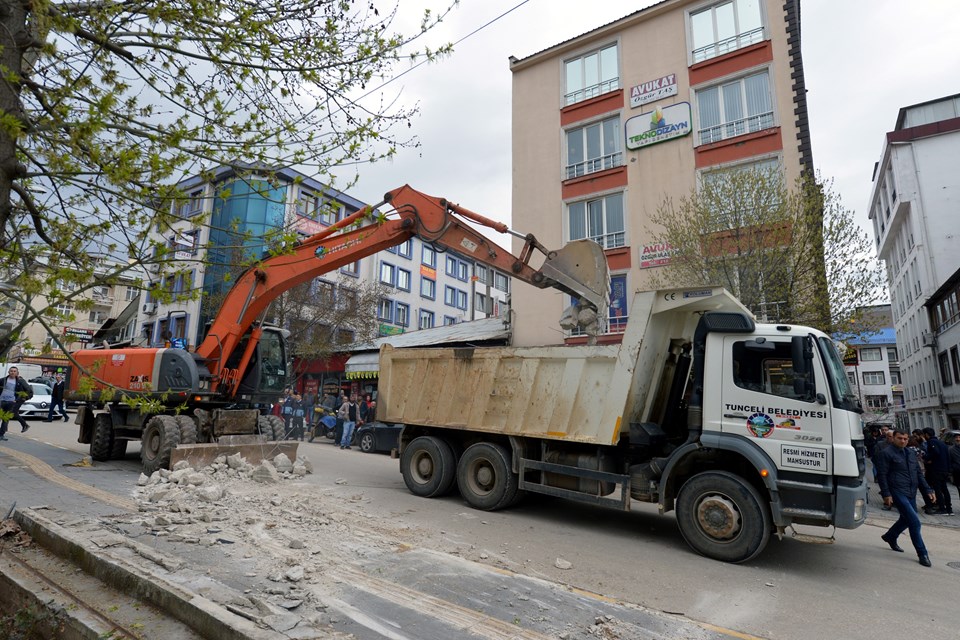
[{"xmin": 258, "ymin": 329, "xmax": 288, "ymax": 395}]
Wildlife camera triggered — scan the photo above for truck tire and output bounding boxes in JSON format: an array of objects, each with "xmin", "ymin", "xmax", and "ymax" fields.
[
  {"xmin": 457, "ymin": 442, "xmax": 519, "ymax": 511},
  {"xmin": 401, "ymin": 436, "xmax": 456, "ymax": 498},
  {"xmin": 675, "ymin": 471, "xmax": 772, "ymax": 563},
  {"xmin": 174, "ymin": 415, "xmax": 198, "ymax": 445},
  {"xmin": 141, "ymin": 415, "xmax": 181, "ymax": 475},
  {"xmin": 90, "ymin": 413, "xmax": 114, "ymax": 462},
  {"xmin": 258, "ymin": 415, "xmax": 285, "ymax": 441}
]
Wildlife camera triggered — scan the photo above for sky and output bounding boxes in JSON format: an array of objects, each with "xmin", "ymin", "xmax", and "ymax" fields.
[{"xmin": 342, "ymin": 0, "xmax": 960, "ymax": 254}]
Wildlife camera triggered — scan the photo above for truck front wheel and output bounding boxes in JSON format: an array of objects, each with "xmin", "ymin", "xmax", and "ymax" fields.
[
  {"xmin": 676, "ymin": 471, "xmax": 771, "ymax": 563},
  {"xmin": 401, "ymin": 436, "xmax": 456, "ymax": 498},
  {"xmin": 90, "ymin": 414, "xmax": 114, "ymax": 462},
  {"xmin": 141, "ymin": 416, "xmax": 182, "ymax": 475},
  {"xmin": 457, "ymin": 442, "xmax": 518, "ymax": 511}
]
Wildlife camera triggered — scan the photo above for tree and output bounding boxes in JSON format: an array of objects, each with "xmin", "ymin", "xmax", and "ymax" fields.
[
  {"xmin": 647, "ymin": 166, "xmax": 886, "ymax": 335},
  {"xmin": 0, "ymin": 0, "xmax": 455, "ymax": 359}
]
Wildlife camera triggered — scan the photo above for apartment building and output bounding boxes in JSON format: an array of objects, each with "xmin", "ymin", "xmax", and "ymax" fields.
[
  {"xmin": 509, "ymin": 0, "xmax": 810, "ymax": 345},
  {"xmin": 842, "ymin": 305, "xmax": 904, "ymax": 428},
  {"xmin": 868, "ymin": 93, "xmax": 960, "ymax": 430}
]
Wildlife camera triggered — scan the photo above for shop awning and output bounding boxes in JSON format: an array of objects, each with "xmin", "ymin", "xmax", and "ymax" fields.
[{"xmin": 345, "ymin": 352, "xmax": 380, "ymax": 379}]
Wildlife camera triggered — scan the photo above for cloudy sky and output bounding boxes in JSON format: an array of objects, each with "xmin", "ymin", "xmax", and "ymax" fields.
[{"xmin": 343, "ymin": 0, "xmax": 960, "ymax": 249}]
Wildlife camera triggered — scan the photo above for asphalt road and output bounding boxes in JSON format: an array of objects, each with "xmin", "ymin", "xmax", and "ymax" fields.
[{"xmin": 3, "ymin": 421, "xmax": 960, "ymax": 640}]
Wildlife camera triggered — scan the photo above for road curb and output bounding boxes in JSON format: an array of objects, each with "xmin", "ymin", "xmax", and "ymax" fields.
[{"xmin": 12, "ymin": 508, "xmax": 287, "ymax": 640}]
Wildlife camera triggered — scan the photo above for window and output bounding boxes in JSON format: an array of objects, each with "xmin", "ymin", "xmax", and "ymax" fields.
[
  {"xmin": 340, "ymin": 260, "xmax": 360, "ymax": 276},
  {"xmin": 398, "ymin": 239, "xmax": 413, "ymax": 259},
  {"xmin": 865, "ymin": 395, "xmax": 889, "ymax": 411},
  {"xmin": 887, "ymin": 347, "xmax": 899, "ymax": 363},
  {"xmin": 397, "ymin": 268, "xmax": 411, "ymax": 292},
  {"xmin": 568, "ymin": 192, "xmax": 625, "ymax": 249},
  {"xmin": 846, "ymin": 372, "xmax": 857, "ymax": 386},
  {"xmin": 380, "ymin": 262, "xmax": 396, "ymax": 286},
  {"xmin": 493, "ymin": 272, "xmax": 509, "ymax": 293},
  {"xmin": 690, "ymin": 0, "xmax": 764, "ymax": 63},
  {"xmin": 939, "ymin": 351, "xmax": 953, "ymax": 386},
  {"xmin": 860, "ymin": 348, "xmax": 882, "ymax": 362},
  {"xmin": 297, "ymin": 191, "xmax": 319, "ymax": 218},
  {"xmin": 444, "ymin": 316, "xmax": 458, "ymax": 326},
  {"xmin": 422, "ymin": 245, "xmax": 436, "ymax": 268},
  {"xmin": 564, "ymin": 43, "xmax": 618, "ymax": 105},
  {"xmin": 566, "ymin": 116, "xmax": 622, "ymax": 179},
  {"xmin": 952, "ymin": 346, "xmax": 960, "ymax": 386},
  {"xmin": 863, "ymin": 371, "xmax": 886, "ymax": 385},
  {"xmin": 377, "ymin": 299, "xmax": 393, "ymax": 322},
  {"xmin": 395, "ymin": 303, "xmax": 410, "ymax": 327},
  {"xmin": 474, "ymin": 265, "xmax": 488, "ymax": 284},
  {"xmin": 445, "ymin": 256, "xmax": 458, "ymax": 277},
  {"xmin": 318, "ymin": 201, "xmax": 344, "ymax": 226},
  {"xmin": 458, "ymin": 261, "xmax": 469, "ymax": 281},
  {"xmin": 178, "ymin": 189, "xmax": 204, "ymax": 217},
  {"xmin": 418, "ymin": 310, "xmax": 434, "ymax": 330},
  {"xmin": 54, "ymin": 303, "xmax": 73, "ymax": 316},
  {"xmin": 891, "ymin": 371, "xmax": 901, "ymax": 385},
  {"xmin": 731, "ymin": 339, "xmax": 815, "ymax": 401},
  {"xmin": 58, "ymin": 279, "xmax": 76, "ymax": 292},
  {"xmin": 88, "ymin": 310, "xmax": 106, "ymax": 324},
  {"xmin": 696, "ymin": 71, "xmax": 772, "ymax": 144},
  {"xmin": 457, "ymin": 289, "xmax": 467, "ymax": 310},
  {"xmin": 420, "ymin": 277, "xmax": 436, "ymax": 300},
  {"xmin": 124, "ymin": 286, "xmax": 138, "ymax": 301},
  {"xmin": 475, "ymin": 292, "xmax": 488, "ymax": 314},
  {"xmin": 444, "ymin": 286, "xmax": 467, "ymax": 309}
]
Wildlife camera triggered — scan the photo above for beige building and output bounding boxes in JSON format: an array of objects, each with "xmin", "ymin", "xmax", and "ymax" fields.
[{"xmin": 509, "ymin": 0, "xmax": 811, "ymax": 345}]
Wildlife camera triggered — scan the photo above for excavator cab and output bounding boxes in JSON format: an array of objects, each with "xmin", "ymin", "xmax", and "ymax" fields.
[{"xmin": 224, "ymin": 327, "xmax": 289, "ymax": 402}]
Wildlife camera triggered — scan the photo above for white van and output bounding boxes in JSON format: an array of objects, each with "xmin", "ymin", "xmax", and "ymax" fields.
[{"xmin": 0, "ymin": 362, "xmax": 43, "ymax": 380}]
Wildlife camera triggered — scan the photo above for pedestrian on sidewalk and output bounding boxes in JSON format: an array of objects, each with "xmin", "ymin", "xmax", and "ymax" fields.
[
  {"xmin": 877, "ymin": 428, "xmax": 936, "ymax": 567},
  {"xmin": 0, "ymin": 366, "xmax": 33, "ymax": 440},
  {"xmin": 921, "ymin": 427, "xmax": 953, "ymax": 515},
  {"xmin": 45, "ymin": 373, "xmax": 70, "ymax": 423},
  {"xmin": 950, "ymin": 432, "xmax": 960, "ymax": 490}
]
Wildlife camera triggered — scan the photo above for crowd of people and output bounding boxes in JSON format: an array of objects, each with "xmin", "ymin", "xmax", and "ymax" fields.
[
  {"xmin": 271, "ymin": 388, "xmax": 376, "ymax": 449},
  {"xmin": 866, "ymin": 423, "xmax": 960, "ymax": 567}
]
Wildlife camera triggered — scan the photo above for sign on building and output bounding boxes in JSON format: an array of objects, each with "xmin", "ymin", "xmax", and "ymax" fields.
[
  {"xmin": 626, "ymin": 102, "xmax": 692, "ymax": 150},
  {"xmin": 638, "ymin": 243, "xmax": 676, "ymax": 269},
  {"xmin": 629, "ymin": 74, "xmax": 677, "ymax": 108}
]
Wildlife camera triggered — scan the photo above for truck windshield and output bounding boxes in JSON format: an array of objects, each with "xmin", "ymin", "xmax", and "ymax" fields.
[{"xmin": 818, "ymin": 337, "xmax": 862, "ymax": 413}]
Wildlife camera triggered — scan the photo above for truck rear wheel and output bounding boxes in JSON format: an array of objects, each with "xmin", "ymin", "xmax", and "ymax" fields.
[
  {"xmin": 676, "ymin": 471, "xmax": 771, "ymax": 563},
  {"xmin": 174, "ymin": 415, "xmax": 198, "ymax": 445},
  {"xmin": 90, "ymin": 414, "xmax": 114, "ymax": 462},
  {"xmin": 141, "ymin": 416, "xmax": 181, "ymax": 475},
  {"xmin": 401, "ymin": 436, "xmax": 456, "ymax": 498},
  {"xmin": 457, "ymin": 442, "xmax": 519, "ymax": 511}
]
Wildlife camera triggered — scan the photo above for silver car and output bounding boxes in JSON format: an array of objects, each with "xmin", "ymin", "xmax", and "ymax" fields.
[{"xmin": 18, "ymin": 383, "xmax": 56, "ymax": 419}]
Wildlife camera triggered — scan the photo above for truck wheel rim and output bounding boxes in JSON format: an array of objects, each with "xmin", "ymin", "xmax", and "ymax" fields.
[
  {"xmin": 696, "ymin": 494, "xmax": 741, "ymax": 540},
  {"xmin": 466, "ymin": 460, "xmax": 495, "ymax": 495},
  {"xmin": 413, "ymin": 452, "xmax": 434, "ymax": 482}
]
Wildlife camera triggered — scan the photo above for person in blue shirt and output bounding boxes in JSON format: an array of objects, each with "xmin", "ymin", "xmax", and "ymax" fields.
[{"xmin": 876, "ymin": 428, "xmax": 936, "ymax": 567}]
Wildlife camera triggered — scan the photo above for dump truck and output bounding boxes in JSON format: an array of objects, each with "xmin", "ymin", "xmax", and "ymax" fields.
[
  {"xmin": 380, "ymin": 287, "xmax": 868, "ymax": 562},
  {"xmin": 67, "ymin": 185, "xmax": 610, "ymax": 473}
]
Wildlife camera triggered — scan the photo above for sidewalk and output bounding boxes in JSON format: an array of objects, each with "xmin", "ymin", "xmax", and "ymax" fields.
[{"xmin": 864, "ymin": 459, "xmax": 959, "ymax": 529}]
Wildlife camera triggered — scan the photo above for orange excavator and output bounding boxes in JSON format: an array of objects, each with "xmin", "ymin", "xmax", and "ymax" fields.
[{"xmin": 69, "ymin": 185, "xmax": 610, "ymax": 473}]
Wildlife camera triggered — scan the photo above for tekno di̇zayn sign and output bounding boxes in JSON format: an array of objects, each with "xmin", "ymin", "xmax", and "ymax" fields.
[
  {"xmin": 625, "ymin": 102, "xmax": 692, "ymax": 150},
  {"xmin": 630, "ymin": 73, "xmax": 677, "ymax": 108}
]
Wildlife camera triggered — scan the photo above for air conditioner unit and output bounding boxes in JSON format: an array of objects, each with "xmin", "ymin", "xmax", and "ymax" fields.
[
  {"xmin": 142, "ymin": 302, "xmax": 157, "ymax": 315},
  {"xmin": 922, "ymin": 332, "xmax": 936, "ymax": 347}
]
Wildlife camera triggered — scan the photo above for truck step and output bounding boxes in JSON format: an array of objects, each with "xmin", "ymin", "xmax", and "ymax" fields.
[{"xmin": 788, "ymin": 526, "xmax": 835, "ymax": 545}]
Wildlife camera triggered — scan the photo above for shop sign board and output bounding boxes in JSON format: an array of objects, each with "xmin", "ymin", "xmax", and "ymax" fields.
[{"xmin": 625, "ymin": 102, "xmax": 692, "ymax": 150}]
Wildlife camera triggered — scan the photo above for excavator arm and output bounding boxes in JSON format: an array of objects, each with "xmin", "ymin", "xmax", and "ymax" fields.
[{"xmin": 197, "ymin": 184, "xmax": 610, "ymax": 397}]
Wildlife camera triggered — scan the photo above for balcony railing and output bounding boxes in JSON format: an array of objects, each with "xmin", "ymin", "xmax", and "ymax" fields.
[
  {"xmin": 564, "ymin": 78, "xmax": 620, "ymax": 106},
  {"xmin": 698, "ymin": 111, "xmax": 774, "ymax": 145},
  {"xmin": 565, "ymin": 152, "xmax": 623, "ymax": 180},
  {"xmin": 692, "ymin": 27, "xmax": 765, "ymax": 64}
]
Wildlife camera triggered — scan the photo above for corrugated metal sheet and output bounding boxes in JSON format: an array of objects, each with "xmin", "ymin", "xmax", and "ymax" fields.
[{"xmin": 352, "ymin": 316, "xmax": 511, "ymax": 351}]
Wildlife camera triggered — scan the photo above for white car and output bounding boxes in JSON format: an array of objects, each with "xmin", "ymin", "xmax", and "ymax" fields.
[{"xmin": 18, "ymin": 383, "xmax": 57, "ymax": 419}]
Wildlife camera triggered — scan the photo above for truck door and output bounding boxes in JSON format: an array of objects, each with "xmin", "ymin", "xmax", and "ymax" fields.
[{"xmin": 720, "ymin": 335, "xmax": 832, "ymax": 476}]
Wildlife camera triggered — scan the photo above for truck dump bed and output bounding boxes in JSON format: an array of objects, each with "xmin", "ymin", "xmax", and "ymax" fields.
[{"xmin": 378, "ymin": 287, "xmax": 751, "ymax": 446}]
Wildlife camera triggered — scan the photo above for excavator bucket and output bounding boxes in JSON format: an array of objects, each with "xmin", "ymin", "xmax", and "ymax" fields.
[{"xmin": 540, "ymin": 239, "xmax": 611, "ymax": 312}]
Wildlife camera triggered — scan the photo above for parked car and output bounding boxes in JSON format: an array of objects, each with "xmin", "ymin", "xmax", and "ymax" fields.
[
  {"xmin": 354, "ymin": 421, "xmax": 402, "ymax": 454},
  {"xmin": 18, "ymin": 383, "xmax": 54, "ymax": 418}
]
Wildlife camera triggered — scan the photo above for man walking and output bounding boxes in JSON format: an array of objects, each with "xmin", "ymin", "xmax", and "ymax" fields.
[
  {"xmin": 0, "ymin": 367, "xmax": 33, "ymax": 440},
  {"xmin": 921, "ymin": 427, "xmax": 953, "ymax": 515},
  {"xmin": 877, "ymin": 428, "xmax": 936, "ymax": 567},
  {"xmin": 45, "ymin": 373, "xmax": 69, "ymax": 422}
]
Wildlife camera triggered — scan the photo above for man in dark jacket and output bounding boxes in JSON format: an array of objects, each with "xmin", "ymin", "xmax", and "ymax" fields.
[
  {"xmin": 877, "ymin": 429, "xmax": 936, "ymax": 566},
  {"xmin": 950, "ymin": 432, "xmax": 960, "ymax": 490},
  {"xmin": 45, "ymin": 373, "xmax": 69, "ymax": 422},
  {"xmin": 922, "ymin": 427, "xmax": 952, "ymax": 515},
  {"xmin": 0, "ymin": 367, "xmax": 33, "ymax": 440}
]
